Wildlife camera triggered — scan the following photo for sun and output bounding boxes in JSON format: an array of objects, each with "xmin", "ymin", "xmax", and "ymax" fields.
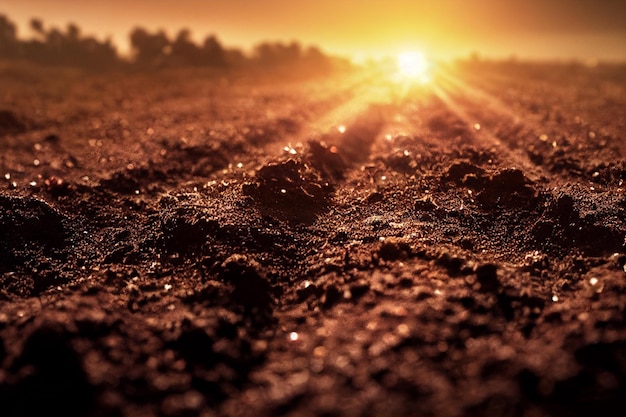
[{"xmin": 396, "ymin": 51, "xmax": 430, "ymax": 83}]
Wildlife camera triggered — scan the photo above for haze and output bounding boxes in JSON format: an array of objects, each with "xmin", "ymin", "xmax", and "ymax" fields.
[{"xmin": 2, "ymin": 0, "xmax": 625, "ymax": 61}]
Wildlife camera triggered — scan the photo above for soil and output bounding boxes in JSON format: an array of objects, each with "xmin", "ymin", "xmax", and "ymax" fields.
[{"xmin": 1, "ymin": 60, "xmax": 625, "ymax": 417}]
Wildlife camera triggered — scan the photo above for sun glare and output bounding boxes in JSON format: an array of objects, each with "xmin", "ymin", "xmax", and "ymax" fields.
[{"xmin": 396, "ymin": 51, "xmax": 430, "ymax": 83}]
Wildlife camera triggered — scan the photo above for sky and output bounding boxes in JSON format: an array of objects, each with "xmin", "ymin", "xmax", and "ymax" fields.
[{"xmin": 1, "ymin": 0, "xmax": 625, "ymax": 61}]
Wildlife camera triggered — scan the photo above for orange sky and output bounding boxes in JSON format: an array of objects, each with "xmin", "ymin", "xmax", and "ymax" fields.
[{"xmin": 1, "ymin": 0, "xmax": 625, "ymax": 61}]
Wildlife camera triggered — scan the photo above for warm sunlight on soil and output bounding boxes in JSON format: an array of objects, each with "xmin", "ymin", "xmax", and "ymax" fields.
[{"xmin": 1, "ymin": 3, "xmax": 626, "ymax": 416}]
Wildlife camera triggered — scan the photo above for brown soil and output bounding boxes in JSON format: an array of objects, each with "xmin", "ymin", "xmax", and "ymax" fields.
[{"xmin": 1, "ymin": 61, "xmax": 625, "ymax": 417}]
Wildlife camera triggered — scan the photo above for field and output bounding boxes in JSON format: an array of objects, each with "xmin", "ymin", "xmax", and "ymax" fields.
[{"xmin": 1, "ymin": 60, "xmax": 625, "ymax": 417}]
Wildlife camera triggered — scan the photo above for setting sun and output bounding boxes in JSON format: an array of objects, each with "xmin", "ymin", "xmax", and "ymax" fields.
[{"xmin": 396, "ymin": 51, "xmax": 430, "ymax": 82}]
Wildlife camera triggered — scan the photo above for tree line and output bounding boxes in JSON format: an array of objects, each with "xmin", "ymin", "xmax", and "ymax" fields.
[{"xmin": 0, "ymin": 14, "xmax": 338, "ymax": 72}]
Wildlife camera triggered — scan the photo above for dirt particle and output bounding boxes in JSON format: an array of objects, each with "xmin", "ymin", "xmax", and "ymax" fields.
[
  {"xmin": 475, "ymin": 263, "xmax": 500, "ymax": 293},
  {"xmin": 307, "ymin": 140, "xmax": 347, "ymax": 180},
  {"xmin": 0, "ymin": 109, "xmax": 27, "ymax": 135},
  {"xmin": 43, "ymin": 133, "xmax": 61, "ymax": 144},
  {"xmin": 219, "ymin": 254, "xmax": 273, "ymax": 312},
  {"xmin": 245, "ymin": 158, "xmax": 332, "ymax": 223},
  {"xmin": 414, "ymin": 195, "xmax": 438, "ymax": 211},
  {"xmin": 379, "ymin": 237, "xmax": 411, "ymax": 261},
  {"xmin": 321, "ymin": 285, "xmax": 342, "ymax": 309},
  {"xmin": 476, "ymin": 168, "xmax": 537, "ymax": 208},
  {"xmin": 160, "ymin": 199, "xmax": 219, "ymax": 253},
  {"xmin": 444, "ymin": 161, "xmax": 486, "ymax": 186},
  {"xmin": 0, "ymin": 196, "xmax": 72, "ymax": 294},
  {"xmin": 5, "ymin": 322, "xmax": 95, "ymax": 416}
]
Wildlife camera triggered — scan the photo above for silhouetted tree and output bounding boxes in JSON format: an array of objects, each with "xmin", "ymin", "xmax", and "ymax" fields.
[
  {"xmin": 201, "ymin": 35, "xmax": 227, "ymax": 67},
  {"xmin": 30, "ymin": 18, "xmax": 45, "ymax": 38},
  {"xmin": 254, "ymin": 41, "xmax": 303, "ymax": 67},
  {"xmin": 63, "ymin": 23, "xmax": 86, "ymax": 66},
  {"xmin": 128, "ymin": 26, "xmax": 233, "ymax": 68},
  {"xmin": 284, "ymin": 41, "xmax": 302, "ymax": 61},
  {"xmin": 0, "ymin": 15, "xmax": 18, "ymax": 58},
  {"xmin": 67, "ymin": 23, "xmax": 80, "ymax": 41},
  {"xmin": 0, "ymin": 12, "xmax": 339, "ymax": 74},
  {"xmin": 130, "ymin": 27, "xmax": 170, "ymax": 66},
  {"xmin": 254, "ymin": 42, "xmax": 277, "ymax": 66},
  {"xmin": 303, "ymin": 46, "xmax": 332, "ymax": 73},
  {"xmin": 224, "ymin": 47, "xmax": 246, "ymax": 67},
  {"xmin": 4, "ymin": 16, "xmax": 121, "ymax": 68},
  {"xmin": 82, "ymin": 36, "xmax": 119, "ymax": 69},
  {"xmin": 46, "ymin": 27, "xmax": 64, "ymax": 47},
  {"xmin": 170, "ymin": 28, "xmax": 201, "ymax": 65}
]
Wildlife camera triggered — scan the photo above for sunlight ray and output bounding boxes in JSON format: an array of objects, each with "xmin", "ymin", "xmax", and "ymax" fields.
[{"xmin": 437, "ymin": 71, "xmax": 522, "ymax": 123}]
